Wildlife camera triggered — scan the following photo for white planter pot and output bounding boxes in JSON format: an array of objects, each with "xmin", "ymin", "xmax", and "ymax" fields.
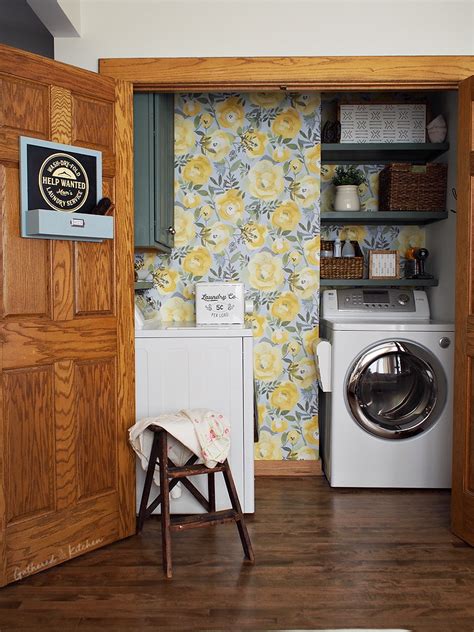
[{"xmin": 334, "ymin": 185, "xmax": 361, "ymax": 212}]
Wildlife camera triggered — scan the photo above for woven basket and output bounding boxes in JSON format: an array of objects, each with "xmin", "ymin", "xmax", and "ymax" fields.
[
  {"xmin": 320, "ymin": 240, "xmax": 364, "ymax": 279},
  {"xmin": 379, "ymin": 163, "xmax": 447, "ymax": 211}
]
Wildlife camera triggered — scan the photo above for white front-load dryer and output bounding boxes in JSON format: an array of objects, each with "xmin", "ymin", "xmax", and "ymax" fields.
[{"xmin": 318, "ymin": 289, "xmax": 454, "ymax": 488}]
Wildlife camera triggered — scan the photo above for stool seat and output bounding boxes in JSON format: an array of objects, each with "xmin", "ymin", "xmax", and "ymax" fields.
[{"xmin": 137, "ymin": 425, "xmax": 255, "ymax": 578}]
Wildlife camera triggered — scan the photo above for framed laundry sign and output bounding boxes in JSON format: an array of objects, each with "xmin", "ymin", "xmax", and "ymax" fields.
[
  {"xmin": 19, "ymin": 136, "xmax": 112, "ymax": 242},
  {"xmin": 195, "ymin": 282, "xmax": 245, "ymax": 326}
]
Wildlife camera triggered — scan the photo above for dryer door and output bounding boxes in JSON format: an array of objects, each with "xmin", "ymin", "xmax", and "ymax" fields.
[{"xmin": 346, "ymin": 340, "xmax": 447, "ymax": 440}]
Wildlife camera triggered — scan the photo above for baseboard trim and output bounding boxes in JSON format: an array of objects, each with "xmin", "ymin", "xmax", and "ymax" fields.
[{"xmin": 255, "ymin": 460, "xmax": 323, "ymax": 477}]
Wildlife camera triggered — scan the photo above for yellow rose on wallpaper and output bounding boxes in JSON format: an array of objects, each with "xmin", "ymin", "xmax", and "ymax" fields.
[
  {"xmin": 272, "ymin": 200, "xmax": 301, "ymax": 231},
  {"xmin": 242, "ymin": 222, "xmax": 267, "ymax": 250},
  {"xmin": 254, "ymin": 341, "xmax": 283, "ymax": 382},
  {"xmin": 250, "ymin": 313, "xmax": 267, "ymax": 337},
  {"xmin": 216, "ymin": 188, "xmax": 245, "ymax": 221},
  {"xmin": 183, "ymin": 284, "xmax": 195, "ymax": 300},
  {"xmin": 288, "ymin": 340, "xmax": 301, "ymax": 356},
  {"xmin": 271, "ymin": 329, "xmax": 289, "ymax": 345},
  {"xmin": 270, "ymin": 381, "xmax": 299, "ymax": 411},
  {"xmin": 293, "ymin": 93, "xmax": 321, "ymax": 116},
  {"xmin": 291, "ymin": 267, "xmax": 319, "ymax": 299},
  {"xmin": 272, "ymin": 146, "xmax": 291, "ymax": 163},
  {"xmin": 321, "ymin": 164, "xmax": 336, "ymax": 183},
  {"xmin": 183, "ymin": 192, "xmax": 201, "ymax": 208},
  {"xmin": 272, "ymin": 237, "xmax": 290, "ymax": 254},
  {"xmin": 271, "ymin": 108, "xmax": 302, "ymax": 139},
  {"xmin": 200, "ymin": 204, "xmax": 213, "ymax": 219},
  {"xmin": 255, "ymin": 431, "xmax": 282, "ymax": 460},
  {"xmin": 289, "ymin": 159, "xmax": 302, "ymax": 174},
  {"xmin": 241, "ymin": 129, "xmax": 268, "ymax": 158},
  {"xmin": 182, "ymin": 155, "xmax": 212, "ymax": 185},
  {"xmin": 396, "ymin": 227, "xmax": 425, "ymax": 254},
  {"xmin": 182, "ymin": 246, "xmax": 212, "ymax": 277},
  {"xmin": 257, "ymin": 403, "xmax": 267, "ymax": 425},
  {"xmin": 161, "ymin": 297, "xmax": 194, "ymax": 322},
  {"xmin": 304, "ymin": 145, "xmax": 321, "ymax": 175},
  {"xmin": 174, "ymin": 206, "xmax": 196, "ymax": 247},
  {"xmin": 287, "ymin": 429, "xmax": 300, "ymax": 445},
  {"xmin": 216, "ymin": 96, "xmax": 245, "ymax": 130},
  {"xmin": 296, "ymin": 446, "xmax": 317, "ymax": 460},
  {"xmin": 248, "ymin": 160, "xmax": 285, "ymax": 201},
  {"xmin": 200, "ymin": 113, "xmax": 213, "ymax": 129},
  {"xmin": 202, "ymin": 222, "xmax": 232, "ymax": 254},
  {"xmin": 152, "ymin": 267, "xmax": 179, "ymax": 295},
  {"xmin": 303, "ymin": 327, "xmax": 319, "ymax": 355},
  {"xmin": 270, "ymin": 291, "xmax": 300, "ymax": 322},
  {"xmin": 303, "ymin": 235, "xmax": 320, "ymax": 266},
  {"xmin": 289, "ymin": 250, "xmax": 301, "ymax": 265},
  {"xmin": 182, "ymin": 100, "xmax": 201, "ymax": 116},
  {"xmin": 175, "ymin": 114, "xmax": 195, "ymax": 155},
  {"xmin": 271, "ymin": 418, "xmax": 289, "ymax": 433},
  {"xmin": 249, "ymin": 92, "xmax": 284, "ymax": 109},
  {"xmin": 340, "ymin": 226, "xmax": 367, "ymax": 243},
  {"xmin": 202, "ymin": 130, "xmax": 233, "ymax": 162},
  {"xmin": 302, "ymin": 416, "xmax": 319, "ymax": 446},
  {"xmin": 248, "ymin": 251, "xmax": 284, "ymax": 291},
  {"xmin": 289, "ymin": 358, "xmax": 317, "ymax": 389},
  {"xmin": 292, "ymin": 175, "xmax": 319, "ymax": 208}
]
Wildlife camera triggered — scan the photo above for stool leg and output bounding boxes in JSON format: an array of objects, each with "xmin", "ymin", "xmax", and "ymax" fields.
[
  {"xmin": 158, "ymin": 430, "xmax": 173, "ymax": 578},
  {"xmin": 208, "ymin": 472, "xmax": 216, "ymax": 513},
  {"xmin": 137, "ymin": 431, "xmax": 161, "ymax": 533},
  {"xmin": 222, "ymin": 460, "xmax": 255, "ymax": 563}
]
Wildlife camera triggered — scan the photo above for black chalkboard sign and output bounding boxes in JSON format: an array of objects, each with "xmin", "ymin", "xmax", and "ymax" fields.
[{"xmin": 21, "ymin": 137, "xmax": 101, "ymax": 215}]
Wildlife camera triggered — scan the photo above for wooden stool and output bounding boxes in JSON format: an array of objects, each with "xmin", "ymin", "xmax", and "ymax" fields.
[{"xmin": 137, "ymin": 425, "xmax": 255, "ymax": 578}]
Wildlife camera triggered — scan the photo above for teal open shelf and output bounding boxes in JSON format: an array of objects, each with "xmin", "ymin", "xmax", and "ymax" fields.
[
  {"xmin": 321, "ymin": 211, "xmax": 448, "ymax": 225},
  {"xmin": 321, "ymin": 142, "xmax": 449, "ymax": 164}
]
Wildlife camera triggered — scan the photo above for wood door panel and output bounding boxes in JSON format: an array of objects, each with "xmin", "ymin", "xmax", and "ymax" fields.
[
  {"xmin": 1, "ymin": 318, "xmax": 117, "ymax": 369},
  {"xmin": 73, "ymin": 175, "xmax": 115, "ymax": 316},
  {"xmin": 6, "ymin": 494, "xmax": 118, "ymax": 583},
  {"xmin": 0, "ymin": 45, "xmax": 135, "ymax": 587},
  {"xmin": 4, "ymin": 366, "xmax": 55, "ymax": 524},
  {"xmin": 0, "ymin": 74, "xmax": 49, "ymax": 138},
  {"xmin": 76, "ymin": 359, "xmax": 117, "ymax": 500},
  {"xmin": 72, "ymin": 95, "xmax": 114, "ymax": 151},
  {"xmin": 0, "ymin": 165, "xmax": 51, "ymax": 319}
]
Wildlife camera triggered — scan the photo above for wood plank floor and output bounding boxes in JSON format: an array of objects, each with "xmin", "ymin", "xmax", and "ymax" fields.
[{"xmin": 1, "ymin": 477, "xmax": 474, "ymax": 631}]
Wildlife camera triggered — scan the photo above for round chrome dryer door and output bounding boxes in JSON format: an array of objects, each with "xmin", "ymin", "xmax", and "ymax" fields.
[{"xmin": 346, "ymin": 340, "xmax": 447, "ymax": 440}]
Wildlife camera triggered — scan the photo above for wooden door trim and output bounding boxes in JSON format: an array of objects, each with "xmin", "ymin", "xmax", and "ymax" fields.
[{"xmin": 99, "ymin": 55, "xmax": 474, "ymax": 91}]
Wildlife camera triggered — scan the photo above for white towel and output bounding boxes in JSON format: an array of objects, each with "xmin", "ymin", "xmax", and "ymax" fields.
[{"xmin": 128, "ymin": 409, "xmax": 231, "ymax": 489}]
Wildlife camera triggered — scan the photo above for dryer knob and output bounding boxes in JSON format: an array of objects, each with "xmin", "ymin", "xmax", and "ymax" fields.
[{"xmin": 439, "ymin": 337, "xmax": 451, "ymax": 349}]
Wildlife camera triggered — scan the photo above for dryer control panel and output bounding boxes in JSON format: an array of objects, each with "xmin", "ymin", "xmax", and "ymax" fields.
[{"xmin": 322, "ymin": 289, "xmax": 430, "ymax": 321}]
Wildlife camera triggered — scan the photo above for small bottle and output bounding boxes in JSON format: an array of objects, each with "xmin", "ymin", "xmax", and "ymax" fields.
[
  {"xmin": 342, "ymin": 240, "xmax": 355, "ymax": 258},
  {"xmin": 333, "ymin": 236, "xmax": 342, "ymax": 257}
]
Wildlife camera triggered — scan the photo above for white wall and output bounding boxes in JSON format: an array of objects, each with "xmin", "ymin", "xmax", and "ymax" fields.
[{"xmin": 55, "ymin": 0, "xmax": 474, "ymax": 72}]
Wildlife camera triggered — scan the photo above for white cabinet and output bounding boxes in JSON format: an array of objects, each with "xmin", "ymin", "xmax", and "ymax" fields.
[{"xmin": 135, "ymin": 325, "xmax": 255, "ymax": 514}]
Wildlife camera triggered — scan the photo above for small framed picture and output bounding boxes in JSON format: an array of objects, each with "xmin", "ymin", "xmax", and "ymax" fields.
[{"xmin": 369, "ymin": 249, "xmax": 400, "ymax": 279}]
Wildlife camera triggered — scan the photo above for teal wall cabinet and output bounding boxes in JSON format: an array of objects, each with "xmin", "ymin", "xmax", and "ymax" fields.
[{"xmin": 133, "ymin": 93, "xmax": 174, "ymax": 252}]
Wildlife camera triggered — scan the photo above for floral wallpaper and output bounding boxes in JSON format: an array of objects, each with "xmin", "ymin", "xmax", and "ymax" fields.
[
  {"xmin": 135, "ymin": 92, "xmax": 322, "ymax": 461},
  {"xmin": 320, "ymin": 163, "xmax": 425, "ymax": 273}
]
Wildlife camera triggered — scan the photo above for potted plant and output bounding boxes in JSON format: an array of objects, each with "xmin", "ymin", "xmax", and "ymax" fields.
[{"xmin": 332, "ymin": 165, "xmax": 367, "ymax": 211}]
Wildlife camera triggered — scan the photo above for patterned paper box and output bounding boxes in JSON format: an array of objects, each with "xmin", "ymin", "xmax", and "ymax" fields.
[{"xmin": 340, "ymin": 103, "xmax": 426, "ymax": 143}]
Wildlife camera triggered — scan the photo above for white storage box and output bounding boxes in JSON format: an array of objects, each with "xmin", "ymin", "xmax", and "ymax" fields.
[
  {"xmin": 195, "ymin": 282, "xmax": 245, "ymax": 326},
  {"xmin": 340, "ymin": 103, "xmax": 426, "ymax": 143}
]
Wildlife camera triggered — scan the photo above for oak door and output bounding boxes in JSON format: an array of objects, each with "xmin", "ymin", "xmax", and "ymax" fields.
[
  {"xmin": 452, "ymin": 75, "xmax": 474, "ymax": 544},
  {"xmin": 0, "ymin": 44, "xmax": 135, "ymax": 586}
]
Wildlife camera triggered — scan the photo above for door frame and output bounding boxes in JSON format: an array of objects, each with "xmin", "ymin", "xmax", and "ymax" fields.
[
  {"xmin": 100, "ymin": 55, "xmax": 472, "ymax": 477},
  {"xmin": 99, "ymin": 55, "xmax": 474, "ymax": 91}
]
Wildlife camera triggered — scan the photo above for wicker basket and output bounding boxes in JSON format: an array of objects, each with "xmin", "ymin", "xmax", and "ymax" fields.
[
  {"xmin": 379, "ymin": 163, "xmax": 447, "ymax": 212},
  {"xmin": 320, "ymin": 240, "xmax": 364, "ymax": 279}
]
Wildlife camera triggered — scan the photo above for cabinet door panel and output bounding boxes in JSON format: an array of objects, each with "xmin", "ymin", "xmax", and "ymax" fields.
[{"xmin": 135, "ymin": 337, "xmax": 244, "ymax": 513}]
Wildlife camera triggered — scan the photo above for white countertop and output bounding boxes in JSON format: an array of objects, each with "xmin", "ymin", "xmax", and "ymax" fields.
[{"xmin": 135, "ymin": 321, "xmax": 254, "ymax": 338}]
